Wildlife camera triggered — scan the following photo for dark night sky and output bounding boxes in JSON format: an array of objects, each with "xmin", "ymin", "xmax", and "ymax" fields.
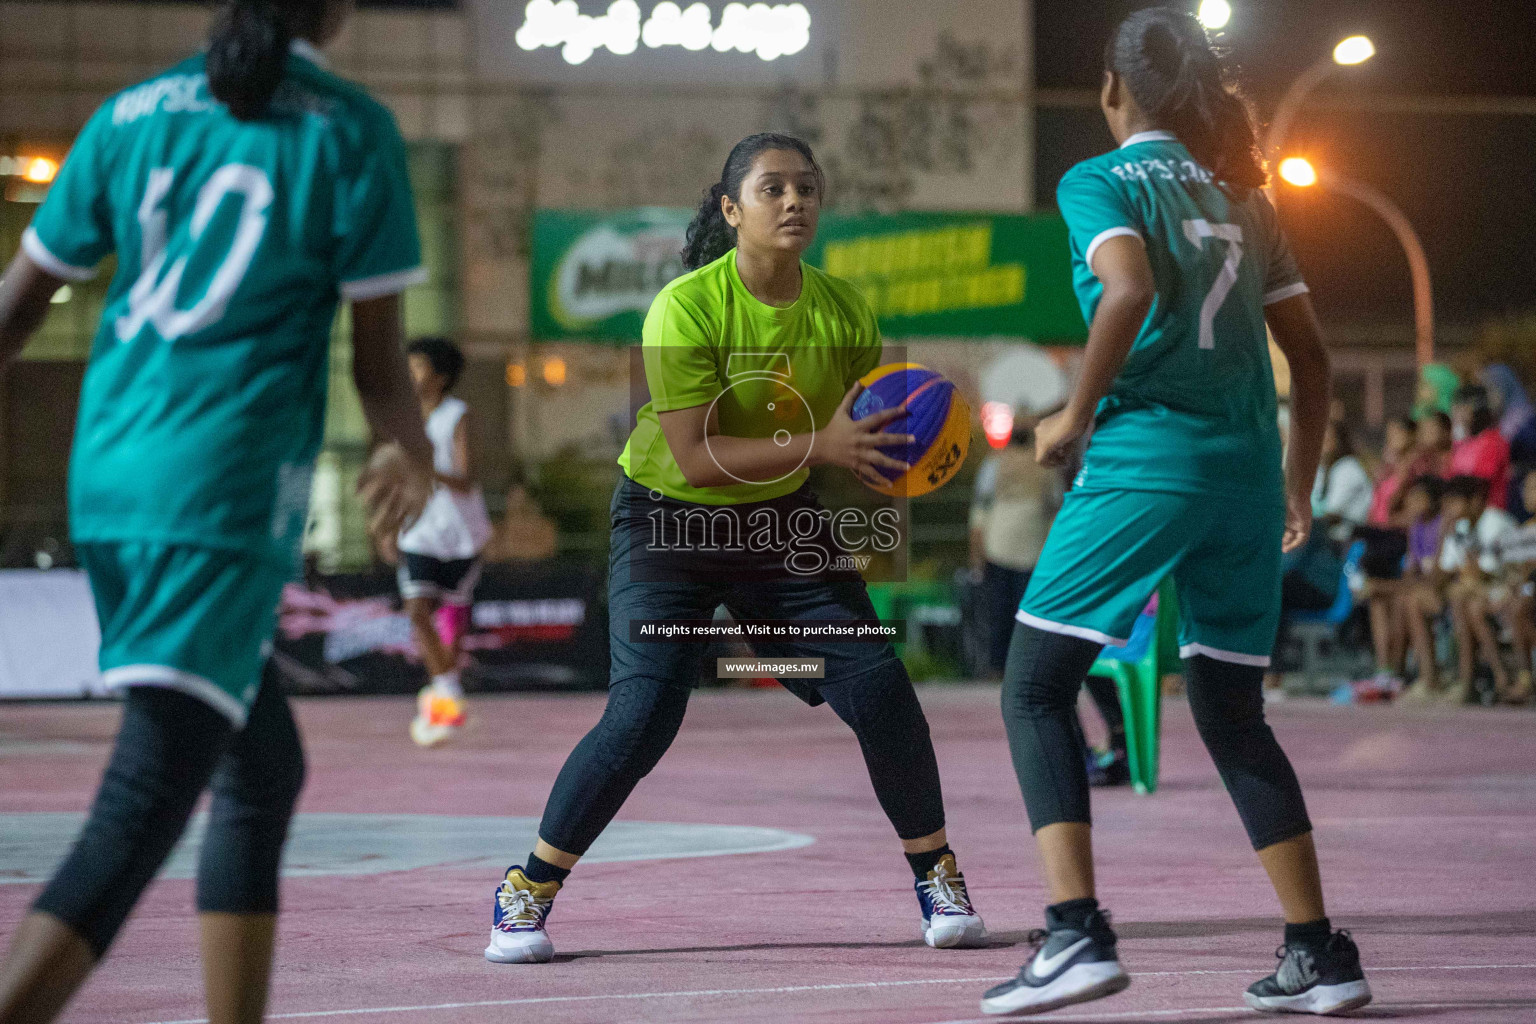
[
  {"xmin": 1035, "ymin": 1, "xmax": 1536, "ymax": 336},
  {"xmin": 1038, "ymin": 0, "xmax": 1536, "ymax": 97}
]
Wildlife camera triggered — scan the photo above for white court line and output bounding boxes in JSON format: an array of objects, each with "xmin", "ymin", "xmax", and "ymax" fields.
[
  {"xmin": 1134, "ymin": 962, "xmax": 1536, "ymax": 977},
  {"xmin": 138, "ymin": 977, "xmax": 1009, "ymax": 1024},
  {"xmin": 928, "ymin": 1004, "xmax": 1535, "ymax": 1024},
  {"xmin": 930, "ymin": 1008, "xmax": 1246, "ymax": 1023},
  {"xmin": 137, "ymin": 963, "xmax": 1536, "ymax": 1024}
]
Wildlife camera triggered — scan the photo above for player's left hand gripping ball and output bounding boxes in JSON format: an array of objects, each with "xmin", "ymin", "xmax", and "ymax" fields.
[{"xmin": 851, "ymin": 363, "xmax": 971, "ymax": 497}]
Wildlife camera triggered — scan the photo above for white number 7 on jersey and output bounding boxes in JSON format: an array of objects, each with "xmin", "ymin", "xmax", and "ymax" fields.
[{"xmin": 1181, "ymin": 219, "xmax": 1244, "ymax": 350}]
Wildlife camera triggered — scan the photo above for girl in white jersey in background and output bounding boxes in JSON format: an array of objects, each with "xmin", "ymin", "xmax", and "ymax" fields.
[{"xmin": 397, "ymin": 337, "xmax": 493, "ymax": 746}]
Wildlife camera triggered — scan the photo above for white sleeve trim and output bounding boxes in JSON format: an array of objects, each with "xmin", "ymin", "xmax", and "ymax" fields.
[
  {"xmin": 101, "ymin": 665, "xmax": 248, "ymax": 727},
  {"xmin": 1263, "ymin": 281, "xmax": 1310, "ymax": 306},
  {"xmin": 1084, "ymin": 226, "xmax": 1143, "ymax": 274},
  {"xmin": 22, "ymin": 227, "xmax": 98, "ymax": 282},
  {"xmin": 1016, "ymin": 609, "xmax": 1129, "ymax": 648},
  {"xmin": 339, "ymin": 265, "xmax": 429, "ymax": 301},
  {"xmin": 1179, "ymin": 642, "xmax": 1272, "ymax": 668}
]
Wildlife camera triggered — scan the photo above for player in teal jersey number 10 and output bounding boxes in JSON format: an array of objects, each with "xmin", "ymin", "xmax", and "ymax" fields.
[
  {"xmin": 980, "ymin": 9, "xmax": 1371, "ymax": 1019},
  {"xmin": 0, "ymin": 2, "xmax": 435, "ymax": 1022}
]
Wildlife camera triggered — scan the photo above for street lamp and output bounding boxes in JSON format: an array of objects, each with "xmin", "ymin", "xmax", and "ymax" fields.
[
  {"xmin": 1332, "ymin": 35, "xmax": 1375, "ymax": 67},
  {"xmin": 1264, "ymin": 35, "xmax": 1375, "ymax": 201},
  {"xmin": 1197, "ymin": 0, "xmax": 1232, "ymax": 31},
  {"xmin": 1278, "ymin": 157, "xmax": 1318, "ymax": 188},
  {"xmin": 1280, "ymin": 157, "xmax": 1434, "ymax": 368}
]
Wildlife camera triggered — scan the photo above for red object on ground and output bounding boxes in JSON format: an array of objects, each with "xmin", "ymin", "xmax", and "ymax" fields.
[{"xmin": 3, "ymin": 689, "xmax": 1534, "ymax": 1023}]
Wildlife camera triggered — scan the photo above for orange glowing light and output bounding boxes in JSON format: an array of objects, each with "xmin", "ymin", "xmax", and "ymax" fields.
[
  {"xmin": 1279, "ymin": 157, "xmax": 1318, "ymax": 188},
  {"xmin": 506, "ymin": 362, "xmax": 527, "ymax": 387},
  {"xmin": 23, "ymin": 157, "xmax": 58, "ymax": 183},
  {"xmin": 542, "ymin": 357, "xmax": 567, "ymax": 386}
]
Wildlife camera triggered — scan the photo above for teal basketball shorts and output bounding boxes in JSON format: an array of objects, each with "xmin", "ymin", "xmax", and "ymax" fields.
[
  {"xmin": 77, "ymin": 542, "xmax": 293, "ymax": 727},
  {"xmin": 1018, "ymin": 487, "xmax": 1285, "ymax": 667}
]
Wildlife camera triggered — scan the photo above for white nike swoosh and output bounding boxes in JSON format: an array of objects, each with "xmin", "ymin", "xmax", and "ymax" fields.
[{"xmin": 1031, "ymin": 936, "xmax": 1092, "ymax": 978}]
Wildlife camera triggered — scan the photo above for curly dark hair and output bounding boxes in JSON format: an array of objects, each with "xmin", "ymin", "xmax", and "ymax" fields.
[{"xmin": 406, "ymin": 336, "xmax": 465, "ymax": 392}]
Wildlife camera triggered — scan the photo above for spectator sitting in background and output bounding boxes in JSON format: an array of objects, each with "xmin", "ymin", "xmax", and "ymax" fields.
[
  {"xmin": 1356, "ymin": 475, "xmax": 1442, "ymax": 699},
  {"xmin": 1450, "ymin": 384, "xmax": 1511, "ymax": 510},
  {"xmin": 1313, "ymin": 419, "xmax": 1373, "ymax": 542},
  {"xmin": 1413, "ymin": 362, "xmax": 1460, "ymax": 419},
  {"xmin": 1277, "ymin": 420, "xmax": 1368, "ymax": 619},
  {"xmin": 1273, "ymin": 421, "xmax": 1372, "ymax": 684},
  {"xmin": 1479, "ymin": 364, "xmax": 1536, "ymax": 521},
  {"xmin": 1432, "ymin": 475, "xmax": 1519, "ymax": 705},
  {"xmin": 1479, "ymin": 363, "xmax": 1536, "ymax": 464},
  {"xmin": 1398, "ymin": 477, "xmax": 1458, "ymax": 703},
  {"xmin": 1368, "ymin": 416, "xmax": 1418, "ymax": 526},
  {"xmin": 1413, "ymin": 410, "xmax": 1455, "ymax": 479},
  {"xmin": 1489, "ymin": 472, "xmax": 1536, "ymax": 705}
]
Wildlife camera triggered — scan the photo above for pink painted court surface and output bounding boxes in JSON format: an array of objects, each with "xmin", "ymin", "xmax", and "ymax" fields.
[{"xmin": 2, "ymin": 686, "xmax": 1534, "ymax": 1023}]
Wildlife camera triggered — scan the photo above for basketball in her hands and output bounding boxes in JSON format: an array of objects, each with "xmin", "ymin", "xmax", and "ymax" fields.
[{"xmin": 850, "ymin": 363, "xmax": 971, "ymax": 497}]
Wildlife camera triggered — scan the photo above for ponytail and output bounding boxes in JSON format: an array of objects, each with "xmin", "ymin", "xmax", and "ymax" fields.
[
  {"xmin": 681, "ymin": 132, "xmax": 825, "ymax": 271},
  {"xmin": 682, "ymin": 182, "xmax": 735, "ymax": 272},
  {"xmin": 1105, "ymin": 8, "xmax": 1266, "ymax": 197},
  {"xmin": 207, "ymin": 0, "xmax": 324, "ymax": 121}
]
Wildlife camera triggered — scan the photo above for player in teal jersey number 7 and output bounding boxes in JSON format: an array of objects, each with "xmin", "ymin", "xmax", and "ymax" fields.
[
  {"xmin": 0, "ymin": 2, "xmax": 434, "ymax": 1022},
  {"xmin": 980, "ymin": 9, "xmax": 1370, "ymax": 1019}
]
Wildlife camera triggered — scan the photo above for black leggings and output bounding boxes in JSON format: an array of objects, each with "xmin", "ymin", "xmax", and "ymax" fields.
[
  {"xmin": 33, "ymin": 672, "xmax": 305, "ymax": 958},
  {"xmin": 1001, "ymin": 622, "xmax": 1311, "ymax": 851},
  {"xmin": 539, "ymin": 658, "xmax": 946, "ymax": 855},
  {"xmin": 1082, "ymin": 673, "xmax": 1125, "ymax": 747}
]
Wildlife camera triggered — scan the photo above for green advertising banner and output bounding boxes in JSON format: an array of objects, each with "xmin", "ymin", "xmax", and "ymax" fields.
[{"xmin": 530, "ymin": 208, "xmax": 1087, "ymax": 343}]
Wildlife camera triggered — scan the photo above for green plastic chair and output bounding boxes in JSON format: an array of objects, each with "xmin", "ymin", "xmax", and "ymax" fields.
[
  {"xmin": 866, "ymin": 580, "xmax": 952, "ymax": 658},
  {"xmin": 1088, "ymin": 578, "xmax": 1178, "ymax": 795}
]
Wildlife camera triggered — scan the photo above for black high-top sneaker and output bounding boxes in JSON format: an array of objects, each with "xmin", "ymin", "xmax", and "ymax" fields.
[
  {"xmin": 979, "ymin": 905, "xmax": 1129, "ymax": 1016},
  {"xmin": 1245, "ymin": 930, "xmax": 1372, "ymax": 1015}
]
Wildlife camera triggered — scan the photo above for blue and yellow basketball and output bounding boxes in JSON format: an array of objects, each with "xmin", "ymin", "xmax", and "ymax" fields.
[{"xmin": 850, "ymin": 363, "xmax": 971, "ymax": 497}]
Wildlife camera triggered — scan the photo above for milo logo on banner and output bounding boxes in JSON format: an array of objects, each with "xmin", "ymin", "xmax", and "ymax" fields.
[
  {"xmin": 543, "ymin": 210, "xmax": 690, "ymax": 336},
  {"xmin": 530, "ymin": 208, "xmax": 1087, "ymax": 343}
]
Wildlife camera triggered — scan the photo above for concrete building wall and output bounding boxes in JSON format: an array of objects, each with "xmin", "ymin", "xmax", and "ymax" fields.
[{"xmin": 0, "ymin": 1, "xmax": 1039, "ymax": 537}]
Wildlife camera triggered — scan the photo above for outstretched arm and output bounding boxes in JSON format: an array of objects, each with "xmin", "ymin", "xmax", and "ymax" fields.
[{"xmin": 0, "ymin": 252, "xmax": 66, "ymax": 368}]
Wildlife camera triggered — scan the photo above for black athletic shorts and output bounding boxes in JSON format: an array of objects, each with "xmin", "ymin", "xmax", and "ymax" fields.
[{"xmin": 397, "ymin": 552, "xmax": 482, "ymax": 605}]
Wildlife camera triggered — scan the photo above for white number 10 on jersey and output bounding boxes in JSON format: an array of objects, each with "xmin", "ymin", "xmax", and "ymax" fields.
[
  {"xmin": 116, "ymin": 164, "xmax": 273, "ymax": 343},
  {"xmin": 1182, "ymin": 219, "xmax": 1244, "ymax": 351}
]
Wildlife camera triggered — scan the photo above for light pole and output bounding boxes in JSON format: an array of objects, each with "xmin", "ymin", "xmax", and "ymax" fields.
[
  {"xmin": 1279, "ymin": 157, "xmax": 1434, "ymax": 368},
  {"xmin": 1264, "ymin": 36, "xmax": 1375, "ymax": 206}
]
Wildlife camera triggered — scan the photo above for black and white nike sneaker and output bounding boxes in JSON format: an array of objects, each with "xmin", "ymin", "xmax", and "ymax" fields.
[
  {"xmin": 979, "ymin": 906, "xmax": 1129, "ymax": 1016},
  {"xmin": 1245, "ymin": 930, "xmax": 1372, "ymax": 1015}
]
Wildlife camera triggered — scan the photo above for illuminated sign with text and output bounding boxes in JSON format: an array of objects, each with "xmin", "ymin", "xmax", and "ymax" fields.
[{"xmin": 515, "ymin": 0, "xmax": 812, "ymax": 65}]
